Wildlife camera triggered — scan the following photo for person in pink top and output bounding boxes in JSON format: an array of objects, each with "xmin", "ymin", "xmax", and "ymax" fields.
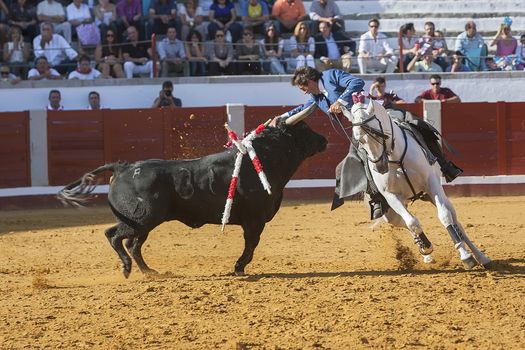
[
  {"xmin": 271, "ymin": 0, "xmax": 306, "ymax": 34},
  {"xmin": 490, "ymin": 22, "xmax": 517, "ymax": 57}
]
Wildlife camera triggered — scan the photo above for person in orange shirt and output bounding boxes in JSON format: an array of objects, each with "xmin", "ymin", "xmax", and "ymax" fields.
[{"xmin": 271, "ymin": 0, "xmax": 307, "ymax": 33}]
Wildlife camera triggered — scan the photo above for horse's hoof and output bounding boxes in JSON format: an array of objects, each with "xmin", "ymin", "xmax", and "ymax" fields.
[
  {"xmin": 462, "ymin": 256, "xmax": 478, "ymax": 270},
  {"xmin": 422, "ymin": 254, "xmax": 434, "ymax": 264},
  {"xmin": 415, "ymin": 234, "xmax": 433, "ymax": 255}
]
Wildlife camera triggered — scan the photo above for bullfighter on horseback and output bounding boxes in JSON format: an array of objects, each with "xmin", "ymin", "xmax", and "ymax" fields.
[{"xmin": 272, "ymin": 66, "xmax": 462, "ymax": 219}]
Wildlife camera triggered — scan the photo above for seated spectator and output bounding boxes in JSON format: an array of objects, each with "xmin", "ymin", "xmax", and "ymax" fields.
[
  {"xmin": 309, "ymin": 0, "xmax": 343, "ymax": 34},
  {"xmin": 357, "ymin": 18, "xmax": 398, "ymax": 74},
  {"xmin": 88, "ymin": 91, "xmax": 101, "ymax": 110},
  {"xmin": 157, "ymin": 25, "xmax": 188, "ymax": 77},
  {"xmin": 33, "ymin": 22, "xmax": 78, "ymax": 75},
  {"xmin": 399, "ymin": 22, "xmax": 418, "ymax": 71},
  {"xmin": 446, "ymin": 51, "xmax": 472, "ymax": 72},
  {"xmin": 315, "ymin": 21, "xmax": 353, "ymax": 72},
  {"xmin": 455, "ymin": 21, "xmax": 487, "ymax": 71},
  {"xmin": 68, "ymin": 54, "xmax": 102, "ymax": 80},
  {"xmin": 67, "ymin": 0, "xmax": 99, "ymax": 48},
  {"xmin": 27, "ymin": 55, "xmax": 62, "ymax": 80},
  {"xmin": 37, "ymin": 0, "xmax": 72, "ymax": 43},
  {"xmin": 184, "ymin": 30, "xmax": 206, "ymax": 76},
  {"xmin": 241, "ymin": 0, "xmax": 270, "ymax": 37},
  {"xmin": 485, "ymin": 56, "xmax": 501, "ymax": 71},
  {"xmin": 8, "ymin": 0, "xmax": 38, "ymax": 42},
  {"xmin": 204, "ymin": 28, "xmax": 234, "ymax": 75},
  {"xmin": 260, "ymin": 23, "xmax": 285, "ymax": 74},
  {"xmin": 0, "ymin": 64, "xmax": 22, "ymax": 84},
  {"xmin": 407, "ymin": 52, "xmax": 443, "ymax": 73},
  {"xmin": 152, "ymin": 80, "xmax": 182, "ymax": 107},
  {"xmin": 94, "ymin": 0, "xmax": 119, "ymax": 38},
  {"xmin": 516, "ymin": 34, "xmax": 525, "ymax": 70},
  {"xmin": 288, "ymin": 20, "xmax": 315, "ymax": 70},
  {"xmin": 235, "ymin": 27, "xmax": 262, "ymax": 75},
  {"xmin": 368, "ymin": 76, "xmax": 405, "ymax": 109},
  {"xmin": 414, "ymin": 21, "xmax": 447, "ymax": 71},
  {"xmin": 95, "ymin": 29, "xmax": 125, "ymax": 78},
  {"xmin": 148, "ymin": 0, "xmax": 180, "ymax": 37},
  {"xmin": 414, "ymin": 74, "xmax": 460, "ymax": 103},
  {"xmin": 3, "ymin": 25, "xmax": 31, "ymax": 78},
  {"xmin": 208, "ymin": 0, "xmax": 242, "ymax": 43},
  {"xmin": 490, "ymin": 20, "xmax": 517, "ymax": 71},
  {"xmin": 433, "ymin": 30, "xmax": 449, "ymax": 70},
  {"xmin": 116, "ymin": 0, "xmax": 143, "ymax": 40},
  {"xmin": 122, "ymin": 25, "xmax": 153, "ymax": 78},
  {"xmin": 47, "ymin": 89, "xmax": 64, "ymax": 110},
  {"xmin": 178, "ymin": 0, "xmax": 209, "ymax": 40},
  {"xmin": 271, "ymin": 0, "xmax": 306, "ymax": 34},
  {"xmin": 66, "ymin": 0, "xmax": 93, "ymax": 32}
]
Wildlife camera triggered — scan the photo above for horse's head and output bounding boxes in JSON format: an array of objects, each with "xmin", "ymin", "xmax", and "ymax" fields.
[{"xmin": 345, "ymin": 92, "xmax": 392, "ymax": 174}]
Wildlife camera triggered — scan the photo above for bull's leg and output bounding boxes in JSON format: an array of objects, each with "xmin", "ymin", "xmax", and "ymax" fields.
[
  {"xmin": 381, "ymin": 191, "xmax": 434, "ymax": 263},
  {"xmin": 234, "ymin": 221, "xmax": 265, "ymax": 276},
  {"xmin": 105, "ymin": 223, "xmax": 133, "ymax": 278},
  {"xmin": 125, "ymin": 232, "xmax": 158, "ymax": 275},
  {"xmin": 427, "ymin": 176, "xmax": 479, "ymax": 269}
]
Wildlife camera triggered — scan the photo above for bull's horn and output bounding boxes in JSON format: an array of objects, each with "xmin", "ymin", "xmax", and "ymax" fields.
[{"xmin": 285, "ymin": 103, "xmax": 317, "ymax": 125}]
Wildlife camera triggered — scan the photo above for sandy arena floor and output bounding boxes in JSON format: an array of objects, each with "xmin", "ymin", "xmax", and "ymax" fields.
[{"xmin": 0, "ymin": 196, "xmax": 524, "ymax": 349}]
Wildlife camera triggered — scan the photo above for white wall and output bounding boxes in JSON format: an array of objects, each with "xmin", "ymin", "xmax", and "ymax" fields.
[{"xmin": 0, "ymin": 72, "xmax": 524, "ymax": 112}]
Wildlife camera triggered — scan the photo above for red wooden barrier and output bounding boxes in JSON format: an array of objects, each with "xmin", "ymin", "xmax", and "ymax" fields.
[
  {"xmin": 0, "ymin": 112, "xmax": 30, "ymax": 187},
  {"xmin": 47, "ymin": 107, "xmax": 227, "ymax": 186},
  {"xmin": 245, "ymin": 105, "xmax": 349, "ymax": 179}
]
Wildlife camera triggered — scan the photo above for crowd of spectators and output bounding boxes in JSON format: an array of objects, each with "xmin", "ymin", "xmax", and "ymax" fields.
[{"xmin": 0, "ymin": 0, "xmax": 524, "ymax": 81}]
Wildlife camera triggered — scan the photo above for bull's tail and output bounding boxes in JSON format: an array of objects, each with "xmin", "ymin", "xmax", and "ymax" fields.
[{"xmin": 57, "ymin": 163, "xmax": 120, "ymax": 207}]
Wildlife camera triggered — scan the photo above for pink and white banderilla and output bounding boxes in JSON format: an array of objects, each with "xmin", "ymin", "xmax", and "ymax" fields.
[{"xmin": 221, "ymin": 121, "xmax": 272, "ymax": 232}]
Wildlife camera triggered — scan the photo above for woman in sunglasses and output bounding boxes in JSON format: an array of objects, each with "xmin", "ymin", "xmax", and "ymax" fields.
[
  {"xmin": 95, "ymin": 29, "xmax": 125, "ymax": 78},
  {"xmin": 260, "ymin": 23, "xmax": 285, "ymax": 74}
]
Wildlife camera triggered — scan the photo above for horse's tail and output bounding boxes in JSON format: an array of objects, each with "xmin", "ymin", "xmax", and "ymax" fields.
[{"xmin": 57, "ymin": 162, "xmax": 123, "ymax": 207}]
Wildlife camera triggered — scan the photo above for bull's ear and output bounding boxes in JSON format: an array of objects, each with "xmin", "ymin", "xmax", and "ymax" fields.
[{"xmin": 173, "ymin": 168, "xmax": 194, "ymax": 199}]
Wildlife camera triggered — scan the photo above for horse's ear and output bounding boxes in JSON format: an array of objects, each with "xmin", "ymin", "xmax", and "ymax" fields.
[{"xmin": 366, "ymin": 99, "xmax": 375, "ymax": 115}]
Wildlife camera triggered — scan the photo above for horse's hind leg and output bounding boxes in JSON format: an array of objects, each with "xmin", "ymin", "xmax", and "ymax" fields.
[
  {"xmin": 382, "ymin": 193, "xmax": 434, "ymax": 263},
  {"xmin": 125, "ymin": 231, "xmax": 158, "ymax": 275},
  {"xmin": 105, "ymin": 223, "xmax": 133, "ymax": 278}
]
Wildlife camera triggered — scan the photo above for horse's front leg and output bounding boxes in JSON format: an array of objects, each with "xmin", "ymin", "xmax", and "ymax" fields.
[
  {"xmin": 380, "ymin": 190, "xmax": 434, "ymax": 263},
  {"xmin": 427, "ymin": 176, "xmax": 489, "ymax": 269}
]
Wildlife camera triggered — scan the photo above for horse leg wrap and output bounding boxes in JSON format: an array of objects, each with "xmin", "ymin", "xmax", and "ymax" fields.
[
  {"xmin": 415, "ymin": 232, "xmax": 433, "ymax": 255},
  {"xmin": 446, "ymin": 224, "xmax": 464, "ymax": 246}
]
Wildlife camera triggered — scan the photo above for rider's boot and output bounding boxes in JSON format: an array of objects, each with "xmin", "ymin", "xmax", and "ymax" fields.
[
  {"xmin": 369, "ymin": 191, "xmax": 387, "ymax": 220},
  {"xmin": 427, "ymin": 139, "xmax": 463, "ymax": 183}
]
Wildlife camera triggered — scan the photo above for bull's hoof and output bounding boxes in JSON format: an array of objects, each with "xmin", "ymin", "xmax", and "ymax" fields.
[
  {"xmin": 122, "ymin": 264, "xmax": 131, "ymax": 279},
  {"xmin": 462, "ymin": 256, "xmax": 478, "ymax": 270},
  {"xmin": 141, "ymin": 268, "xmax": 159, "ymax": 275},
  {"xmin": 234, "ymin": 270, "xmax": 245, "ymax": 276}
]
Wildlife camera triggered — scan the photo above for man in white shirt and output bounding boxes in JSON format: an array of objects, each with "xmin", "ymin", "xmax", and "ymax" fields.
[
  {"xmin": 357, "ymin": 18, "xmax": 398, "ymax": 74},
  {"xmin": 27, "ymin": 56, "xmax": 62, "ymax": 80},
  {"xmin": 33, "ymin": 22, "xmax": 78, "ymax": 74},
  {"xmin": 37, "ymin": 0, "xmax": 72, "ymax": 43},
  {"xmin": 66, "ymin": 0, "xmax": 93, "ymax": 31},
  {"xmin": 68, "ymin": 54, "xmax": 102, "ymax": 80},
  {"xmin": 47, "ymin": 89, "xmax": 64, "ymax": 110}
]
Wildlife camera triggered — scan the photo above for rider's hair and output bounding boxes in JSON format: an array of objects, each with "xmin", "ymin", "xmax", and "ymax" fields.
[
  {"xmin": 374, "ymin": 76, "xmax": 386, "ymax": 84},
  {"xmin": 291, "ymin": 67, "xmax": 321, "ymax": 86},
  {"xmin": 429, "ymin": 74, "xmax": 442, "ymax": 82}
]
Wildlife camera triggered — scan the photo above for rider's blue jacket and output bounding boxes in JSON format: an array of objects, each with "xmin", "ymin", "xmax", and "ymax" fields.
[{"xmin": 283, "ymin": 69, "xmax": 365, "ymax": 118}]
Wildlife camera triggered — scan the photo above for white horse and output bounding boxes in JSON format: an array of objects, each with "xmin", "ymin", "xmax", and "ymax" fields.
[{"xmin": 344, "ymin": 93, "xmax": 491, "ymax": 269}]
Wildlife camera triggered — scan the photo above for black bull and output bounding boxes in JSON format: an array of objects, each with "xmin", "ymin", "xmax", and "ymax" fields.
[{"xmin": 58, "ymin": 121, "xmax": 327, "ymax": 277}]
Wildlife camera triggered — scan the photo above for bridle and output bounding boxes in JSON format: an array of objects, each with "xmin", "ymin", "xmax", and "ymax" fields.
[{"xmin": 350, "ymin": 107, "xmax": 394, "ymax": 164}]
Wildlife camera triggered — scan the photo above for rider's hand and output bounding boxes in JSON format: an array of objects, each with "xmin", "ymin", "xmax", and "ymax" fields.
[{"xmin": 329, "ymin": 101, "xmax": 343, "ymax": 114}]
